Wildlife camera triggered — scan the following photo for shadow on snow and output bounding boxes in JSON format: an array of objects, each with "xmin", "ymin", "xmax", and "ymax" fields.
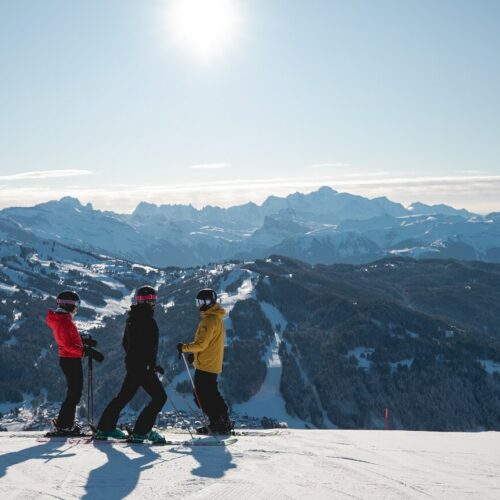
[
  {"xmin": 0, "ymin": 439, "xmax": 78, "ymax": 480},
  {"xmin": 83, "ymin": 442, "xmax": 165, "ymax": 500},
  {"xmin": 171, "ymin": 442, "xmax": 237, "ymax": 479}
]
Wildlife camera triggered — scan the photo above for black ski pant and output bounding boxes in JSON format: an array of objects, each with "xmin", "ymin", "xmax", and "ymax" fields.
[
  {"xmin": 193, "ymin": 369, "xmax": 228, "ymax": 426},
  {"xmin": 57, "ymin": 357, "xmax": 83, "ymax": 429},
  {"xmin": 98, "ymin": 369, "xmax": 167, "ymax": 435}
]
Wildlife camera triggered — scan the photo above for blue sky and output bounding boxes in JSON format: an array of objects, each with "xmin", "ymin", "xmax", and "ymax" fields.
[{"xmin": 0, "ymin": 0, "xmax": 499, "ymax": 212}]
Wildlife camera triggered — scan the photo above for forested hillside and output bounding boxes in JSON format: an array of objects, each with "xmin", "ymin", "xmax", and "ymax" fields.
[{"xmin": 1, "ymin": 234, "xmax": 500, "ymax": 430}]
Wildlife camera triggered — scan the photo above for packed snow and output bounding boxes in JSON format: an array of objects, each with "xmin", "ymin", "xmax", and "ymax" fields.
[
  {"xmin": 389, "ymin": 359, "xmax": 414, "ymax": 372},
  {"xmin": 218, "ymin": 270, "xmax": 257, "ymax": 313},
  {"xmin": 479, "ymin": 360, "xmax": 500, "ymax": 375},
  {"xmin": 0, "ymin": 430, "xmax": 499, "ymax": 499},
  {"xmin": 347, "ymin": 347, "xmax": 375, "ymax": 370},
  {"xmin": 0, "ymin": 283, "xmax": 18, "ymax": 294}
]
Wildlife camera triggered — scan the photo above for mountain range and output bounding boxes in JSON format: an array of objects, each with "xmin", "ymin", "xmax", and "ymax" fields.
[
  {"xmin": 1, "ymin": 221, "xmax": 500, "ymax": 430},
  {"xmin": 1, "ymin": 186, "xmax": 499, "ymax": 267}
]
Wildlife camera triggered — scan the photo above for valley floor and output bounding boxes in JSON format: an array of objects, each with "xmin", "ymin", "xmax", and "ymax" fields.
[{"xmin": 0, "ymin": 430, "xmax": 498, "ymax": 499}]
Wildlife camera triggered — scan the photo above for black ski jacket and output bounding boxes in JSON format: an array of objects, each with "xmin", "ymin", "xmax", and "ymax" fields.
[{"xmin": 122, "ymin": 304, "xmax": 159, "ymax": 373}]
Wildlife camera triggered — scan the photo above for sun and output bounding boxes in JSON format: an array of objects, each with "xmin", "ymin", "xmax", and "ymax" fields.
[{"xmin": 166, "ymin": 0, "xmax": 242, "ymax": 64}]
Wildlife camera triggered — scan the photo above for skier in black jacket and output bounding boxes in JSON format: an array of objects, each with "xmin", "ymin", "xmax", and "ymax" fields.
[{"xmin": 96, "ymin": 286, "xmax": 167, "ymax": 443}]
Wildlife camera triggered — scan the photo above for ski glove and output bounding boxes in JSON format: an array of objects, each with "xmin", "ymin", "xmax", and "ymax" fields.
[
  {"xmin": 177, "ymin": 343, "xmax": 184, "ymax": 354},
  {"xmin": 81, "ymin": 335, "xmax": 97, "ymax": 347},
  {"xmin": 84, "ymin": 346, "xmax": 105, "ymax": 363},
  {"xmin": 155, "ymin": 365, "xmax": 164, "ymax": 375}
]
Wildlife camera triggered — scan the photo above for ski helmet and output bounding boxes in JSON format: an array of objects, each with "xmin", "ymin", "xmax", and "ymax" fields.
[
  {"xmin": 196, "ymin": 288, "xmax": 217, "ymax": 311},
  {"xmin": 56, "ymin": 290, "xmax": 81, "ymax": 312},
  {"xmin": 135, "ymin": 285, "xmax": 157, "ymax": 304}
]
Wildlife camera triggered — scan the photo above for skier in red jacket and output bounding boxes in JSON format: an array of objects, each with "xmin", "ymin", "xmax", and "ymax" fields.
[{"xmin": 45, "ymin": 290, "xmax": 84, "ymax": 435}]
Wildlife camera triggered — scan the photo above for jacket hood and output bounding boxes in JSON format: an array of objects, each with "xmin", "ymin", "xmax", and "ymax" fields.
[
  {"xmin": 129, "ymin": 303, "xmax": 154, "ymax": 318},
  {"xmin": 201, "ymin": 303, "xmax": 225, "ymax": 319}
]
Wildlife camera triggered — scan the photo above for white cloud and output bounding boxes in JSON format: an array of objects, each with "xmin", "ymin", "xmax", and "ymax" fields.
[
  {"xmin": 0, "ymin": 169, "xmax": 92, "ymax": 181},
  {"xmin": 189, "ymin": 163, "xmax": 230, "ymax": 170}
]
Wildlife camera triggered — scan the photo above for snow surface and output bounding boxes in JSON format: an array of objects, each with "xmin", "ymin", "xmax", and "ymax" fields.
[
  {"xmin": 479, "ymin": 360, "xmax": 500, "ymax": 375},
  {"xmin": 347, "ymin": 347, "xmax": 375, "ymax": 370},
  {"xmin": 0, "ymin": 430, "xmax": 499, "ymax": 499},
  {"xmin": 389, "ymin": 359, "xmax": 414, "ymax": 372},
  {"xmin": 218, "ymin": 270, "xmax": 257, "ymax": 314},
  {"xmin": 0, "ymin": 283, "xmax": 18, "ymax": 294}
]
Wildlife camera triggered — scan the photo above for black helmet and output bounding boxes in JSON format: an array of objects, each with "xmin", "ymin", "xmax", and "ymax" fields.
[
  {"xmin": 196, "ymin": 288, "xmax": 217, "ymax": 311},
  {"xmin": 135, "ymin": 285, "xmax": 157, "ymax": 304},
  {"xmin": 56, "ymin": 290, "xmax": 81, "ymax": 312}
]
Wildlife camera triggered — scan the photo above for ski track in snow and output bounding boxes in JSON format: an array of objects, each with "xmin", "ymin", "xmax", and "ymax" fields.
[
  {"xmin": 233, "ymin": 301, "xmax": 307, "ymax": 428},
  {"xmin": 218, "ymin": 269, "xmax": 257, "ymax": 314},
  {"xmin": 216, "ymin": 272, "xmax": 305, "ymax": 427},
  {"xmin": 218, "ymin": 274, "xmax": 329, "ymax": 428},
  {"xmin": 0, "ymin": 430, "xmax": 499, "ymax": 499}
]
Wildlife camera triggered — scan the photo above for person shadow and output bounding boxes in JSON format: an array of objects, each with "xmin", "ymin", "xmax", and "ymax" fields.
[
  {"xmin": 83, "ymin": 442, "xmax": 163, "ymax": 500},
  {"xmin": 171, "ymin": 440, "xmax": 237, "ymax": 479},
  {"xmin": 0, "ymin": 439, "xmax": 78, "ymax": 480}
]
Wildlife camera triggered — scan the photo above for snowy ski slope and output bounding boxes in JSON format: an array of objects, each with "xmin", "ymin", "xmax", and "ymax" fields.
[{"xmin": 0, "ymin": 430, "xmax": 499, "ymax": 499}]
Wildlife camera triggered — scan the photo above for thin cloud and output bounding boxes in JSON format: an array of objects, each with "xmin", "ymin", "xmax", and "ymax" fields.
[
  {"xmin": 340, "ymin": 172, "xmax": 391, "ymax": 178},
  {"xmin": 458, "ymin": 169, "xmax": 489, "ymax": 175},
  {"xmin": 190, "ymin": 163, "xmax": 231, "ymax": 170},
  {"xmin": 1, "ymin": 174, "xmax": 500, "ymax": 214},
  {"xmin": 0, "ymin": 169, "xmax": 92, "ymax": 181},
  {"xmin": 309, "ymin": 162, "xmax": 351, "ymax": 169}
]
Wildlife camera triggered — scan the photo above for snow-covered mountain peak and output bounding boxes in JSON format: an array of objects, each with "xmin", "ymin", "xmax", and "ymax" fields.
[
  {"xmin": 0, "ymin": 187, "xmax": 498, "ymax": 267},
  {"xmin": 407, "ymin": 201, "xmax": 473, "ymax": 218}
]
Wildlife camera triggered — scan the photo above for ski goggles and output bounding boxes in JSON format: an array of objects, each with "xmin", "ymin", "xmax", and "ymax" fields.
[
  {"xmin": 56, "ymin": 298, "xmax": 81, "ymax": 307},
  {"xmin": 136, "ymin": 294, "xmax": 158, "ymax": 302},
  {"xmin": 195, "ymin": 298, "xmax": 214, "ymax": 308}
]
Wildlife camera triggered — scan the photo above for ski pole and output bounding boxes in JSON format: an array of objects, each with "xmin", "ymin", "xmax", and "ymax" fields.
[
  {"xmin": 166, "ymin": 390, "xmax": 195, "ymax": 441},
  {"xmin": 87, "ymin": 355, "xmax": 94, "ymax": 427},
  {"xmin": 181, "ymin": 353, "xmax": 219, "ymax": 441},
  {"xmin": 182, "ymin": 352, "xmax": 196, "ymax": 391}
]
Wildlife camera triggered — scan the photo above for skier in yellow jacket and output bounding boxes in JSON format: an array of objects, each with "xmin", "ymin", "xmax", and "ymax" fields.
[{"xmin": 177, "ymin": 288, "xmax": 232, "ymax": 434}]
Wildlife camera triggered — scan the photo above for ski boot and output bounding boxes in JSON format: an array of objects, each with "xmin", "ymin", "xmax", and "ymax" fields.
[
  {"xmin": 210, "ymin": 415, "xmax": 234, "ymax": 435},
  {"xmin": 46, "ymin": 420, "xmax": 84, "ymax": 437},
  {"xmin": 128, "ymin": 429, "xmax": 166, "ymax": 444},
  {"xmin": 94, "ymin": 427, "xmax": 128, "ymax": 441},
  {"xmin": 197, "ymin": 417, "xmax": 234, "ymax": 435}
]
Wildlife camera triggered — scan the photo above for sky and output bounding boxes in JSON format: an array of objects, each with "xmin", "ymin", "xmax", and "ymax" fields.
[{"xmin": 0, "ymin": 0, "xmax": 499, "ymax": 213}]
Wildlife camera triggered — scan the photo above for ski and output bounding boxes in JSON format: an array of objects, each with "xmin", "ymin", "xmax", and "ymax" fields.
[
  {"xmin": 233, "ymin": 429, "xmax": 287, "ymax": 437},
  {"xmin": 162, "ymin": 428, "xmax": 287, "ymax": 437},
  {"xmin": 92, "ymin": 436, "xmax": 238, "ymax": 447},
  {"xmin": 34, "ymin": 435, "xmax": 237, "ymax": 447},
  {"xmin": 4, "ymin": 431, "xmax": 239, "ymax": 446},
  {"xmin": 36, "ymin": 436, "xmax": 94, "ymax": 444}
]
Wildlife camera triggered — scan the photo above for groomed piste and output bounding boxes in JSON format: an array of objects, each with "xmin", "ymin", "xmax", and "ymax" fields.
[{"xmin": 1, "ymin": 429, "xmax": 499, "ymax": 499}]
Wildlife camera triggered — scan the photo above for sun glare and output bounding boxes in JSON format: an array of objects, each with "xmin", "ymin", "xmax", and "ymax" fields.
[{"xmin": 166, "ymin": 0, "xmax": 242, "ymax": 63}]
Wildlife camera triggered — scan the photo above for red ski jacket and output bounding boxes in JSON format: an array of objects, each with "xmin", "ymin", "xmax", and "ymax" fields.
[{"xmin": 46, "ymin": 309, "xmax": 84, "ymax": 358}]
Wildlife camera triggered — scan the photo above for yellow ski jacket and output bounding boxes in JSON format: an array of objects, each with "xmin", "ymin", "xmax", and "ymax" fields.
[{"xmin": 181, "ymin": 303, "xmax": 226, "ymax": 374}]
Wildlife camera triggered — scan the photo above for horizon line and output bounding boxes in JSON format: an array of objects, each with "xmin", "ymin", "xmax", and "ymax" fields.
[{"xmin": 0, "ymin": 181, "xmax": 497, "ymax": 215}]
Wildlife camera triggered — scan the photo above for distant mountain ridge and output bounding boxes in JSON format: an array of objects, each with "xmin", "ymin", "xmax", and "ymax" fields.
[{"xmin": 1, "ymin": 187, "xmax": 499, "ymax": 267}]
